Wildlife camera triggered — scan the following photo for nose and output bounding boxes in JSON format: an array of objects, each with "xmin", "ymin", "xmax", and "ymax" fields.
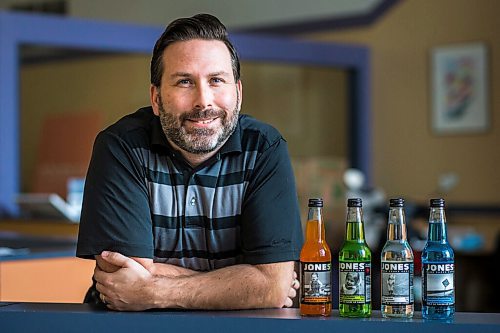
[{"xmin": 193, "ymin": 82, "xmax": 213, "ymax": 109}]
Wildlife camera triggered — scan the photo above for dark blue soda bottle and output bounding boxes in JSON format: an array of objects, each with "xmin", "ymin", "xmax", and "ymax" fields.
[{"xmin": 421, "ymin": 198, "xmax": 455, "ymax": 320}]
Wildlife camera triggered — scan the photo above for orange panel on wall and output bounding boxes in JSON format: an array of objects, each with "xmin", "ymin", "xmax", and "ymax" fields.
[{"xmin": 0, "ymin": 257, "xmax": 94, "ymax": 303}]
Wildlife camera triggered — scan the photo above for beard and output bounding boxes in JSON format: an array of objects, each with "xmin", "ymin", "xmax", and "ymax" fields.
[{"xmin": 157, "ymin": 93, "xmax": 240, "ymax": 155}]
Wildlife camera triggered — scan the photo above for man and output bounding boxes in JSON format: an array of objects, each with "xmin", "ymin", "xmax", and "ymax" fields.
[
  {"xmin": 308, "ymin": 273, "xmax": 324, "ymax": 296},
  {"xmin": 76, "ymin": 13, "xmax": 303, "ymax": 311},
  {"xmin": 386, "ymin": 273, "xmax": 396, "ymax": 295}
]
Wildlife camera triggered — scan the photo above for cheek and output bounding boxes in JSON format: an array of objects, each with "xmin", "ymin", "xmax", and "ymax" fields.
[
  {"xmin": 163, "ymin": 93, "xmax": 190, "ymax": 112},
  {"xmin": 214, "ymin": 90, "xmax": 238, "ymax": 110}
]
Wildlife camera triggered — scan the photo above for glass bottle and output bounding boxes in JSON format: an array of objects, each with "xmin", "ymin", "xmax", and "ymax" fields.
[
  {"xmin": 300, "ymin": 198, "xmax": 332, "ymax": 316},
  {"xmin": 381, "ymin": 198, "xmax": 414, "ymax": 318},
  {"xmin": 421, "ymin": 198, "xmax": 455, "ymax": 320},
  {"xmin": 339, "ymin": 198, "xmax": 371, "ymax": 317}
]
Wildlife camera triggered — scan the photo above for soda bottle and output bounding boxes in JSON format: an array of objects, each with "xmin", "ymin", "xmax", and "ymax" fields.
[
  {"xmin": 422, "ymin": 198, "xmax": 455, "ymax": 320},
  {"xmin": 381, "ymin": 198, "xmax": 414, "ymax": 318},
  {"xmin": 339, "ymin": 198, "xmax": 371, "ymax": 317},
  {"xmin": 300, "ymin": 198, "xmax": 332, "ymax": 316}
]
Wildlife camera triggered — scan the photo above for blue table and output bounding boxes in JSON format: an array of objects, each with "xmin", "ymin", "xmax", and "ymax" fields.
[{"xmin": 0, "ymin": 303, "xmax": 499, "ymax": 333}]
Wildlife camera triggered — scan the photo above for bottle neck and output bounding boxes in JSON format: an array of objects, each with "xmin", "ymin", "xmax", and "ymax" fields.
[
  {"xmin": 305, "ymin": 207, "xmax": 325, "ymax": 242},
  {"xmin": 428, "ymin": 207, "xmax": 448, "ymax": 242},
  {"xmin": 387, "ymin": 207, "xmax": 407, "ymax": 241},
  {"xmin": 345, "ymin": 206, "xmax": 365, "ymax": 241}
]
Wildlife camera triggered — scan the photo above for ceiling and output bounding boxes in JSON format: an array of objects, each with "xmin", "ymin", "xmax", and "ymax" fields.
[
  {"xmin": 0, "ymin": 0, "xmax": 398, "ymax": 33},
  {"xmin": 3, "ymin": 0, "xmax": 399, "ymax": 63}
]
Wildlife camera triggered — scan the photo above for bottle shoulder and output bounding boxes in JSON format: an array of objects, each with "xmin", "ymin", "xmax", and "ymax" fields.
[
  {"xmin": 339, "ymin": 242, "xmax": 371, "ymax": 261},
  {"xmin": 381, "ymin": 241, "xmax": 413, "ymax": 254},
  {"xmin": 381, "ymin": 246, "xmax": 414, "ymax": 261},
  {"xmin": 300, "ymin": 242, "xmax": 332, "ymax": 261},
  {"xmin": 421, "ymin": 243, "xmax": 454, "ymax": 261},
  {"xmin": 341, "ymin": 239, "xmax": 371, "ymax": 247},
  {"xmin": 422, "ymin": 241, "xmax": 454, "ymax": 252},
  {"xmin": 301, "ymin": 240, "xmax": 331, "ymax": 251}
]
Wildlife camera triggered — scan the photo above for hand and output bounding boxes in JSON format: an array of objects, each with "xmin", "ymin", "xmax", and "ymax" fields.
[
  {"xmin": 95, "ymin": 254, "xmax": 120, "ymax": 273},
  {"xmin": 94, "ymin": 251, "xmax": 154, "ymax": 311},
  {"xmin": 284, "ymin": 271, "xmax": 300, "ymax": 307}
]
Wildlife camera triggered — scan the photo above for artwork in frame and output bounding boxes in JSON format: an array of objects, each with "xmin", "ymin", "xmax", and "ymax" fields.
[{"xmin": 431, "ymin": 43, "xmax": 488, "ymax": 134}]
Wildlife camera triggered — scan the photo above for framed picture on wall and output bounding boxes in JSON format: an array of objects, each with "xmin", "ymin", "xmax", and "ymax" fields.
[{"xmin": 431, "ymin": 43, "xmax": 488, "ymax": 134}]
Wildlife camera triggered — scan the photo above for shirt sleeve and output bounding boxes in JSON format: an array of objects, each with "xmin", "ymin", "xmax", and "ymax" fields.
[
  {"xmin": 240, "ymin": 137, "xmax": 304, "ymax": 264},
  {"xmin": 76, "ymin": 131, "xmax": 154, "ymax": 259}
]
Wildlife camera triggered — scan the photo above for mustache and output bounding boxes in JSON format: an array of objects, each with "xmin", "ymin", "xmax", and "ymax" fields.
[{"xmin": 179, "ymin": 108, "xmax": 226, "ymax": 122}]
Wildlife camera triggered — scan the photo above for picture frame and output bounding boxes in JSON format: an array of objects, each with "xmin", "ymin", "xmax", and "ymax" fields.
[{"xmin": 431, "ymin": 43, "xmax": 488, "ymax": 134}]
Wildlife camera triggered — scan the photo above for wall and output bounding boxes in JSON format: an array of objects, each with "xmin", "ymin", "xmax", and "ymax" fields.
[
  {"xmin": 20, "ymin": 54, "xmax": 151, "ymax": 193},
  {"xmin": 306, "ymin": 0, "xmax": 500, "ymax": 204},
  {"xmin": 241, "ymin": 62, "xmax": 347, "ymax": 158},
  {"xmin": 0, "ymin": 0, "xmax": 380, "ymax": 30},
  {"xmin": 20, "ymin": 55, "xmax": 348, "ymax": 194}
]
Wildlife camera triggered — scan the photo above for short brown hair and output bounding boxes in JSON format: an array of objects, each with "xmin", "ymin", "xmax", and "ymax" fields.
[{"xmin": 150, "ymin": 13, "xmax": 240, "ymax": 87}]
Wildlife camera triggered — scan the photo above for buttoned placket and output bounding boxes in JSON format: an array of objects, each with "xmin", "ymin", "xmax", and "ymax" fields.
[{"xmin": 182, "ymin": 170, "xmax": 196, "ymax": 228}]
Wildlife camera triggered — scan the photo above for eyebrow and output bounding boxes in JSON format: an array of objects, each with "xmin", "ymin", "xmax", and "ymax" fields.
[
  {"xmin": 208, "ymin": 71, "xmax": 231, "ymax": 77},
  {"xmin": 170, "ymin": 72, "xmax": 191, "ymax": 79},
  {"xmin": 169, "ymin": 71, "xmax": 231, "ymax": 79}
]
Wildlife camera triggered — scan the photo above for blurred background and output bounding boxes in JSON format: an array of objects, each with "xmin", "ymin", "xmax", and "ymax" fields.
[{"xmin": 0, "ymin": 0, "xmax": 499, "ymax": 312}]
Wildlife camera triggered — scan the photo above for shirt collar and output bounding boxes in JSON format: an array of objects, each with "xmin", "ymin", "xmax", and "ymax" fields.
[{"xmin": 150, "ymin": 115, "xmax": 169, "ymax": 148}]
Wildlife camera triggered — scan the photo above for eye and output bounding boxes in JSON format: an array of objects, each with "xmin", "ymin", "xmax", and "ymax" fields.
[
  {"xmin": 176, "ymin": 78, "xmax": 193, "ymax": 87},
  {"xmin": 210, "ymin": 77, "xmax": 225, "ymax": 85}
]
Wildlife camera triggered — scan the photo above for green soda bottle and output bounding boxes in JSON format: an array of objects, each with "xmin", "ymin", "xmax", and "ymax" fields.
[{"xmin": 339, "ymin": 198, "xmax": 372, "ymax": 317}]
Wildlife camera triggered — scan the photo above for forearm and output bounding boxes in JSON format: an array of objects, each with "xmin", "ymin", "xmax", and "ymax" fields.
[
  {"xmin": 97, "ymin": 253, "xmax": 199, "ymax": 277},
  {"xmin": 148, "ymin": 261, "xmax": 294, "ymax": 310},
  {"xmin": 149, "ymin": 262, "xmax": 200, "ymax": 277}
]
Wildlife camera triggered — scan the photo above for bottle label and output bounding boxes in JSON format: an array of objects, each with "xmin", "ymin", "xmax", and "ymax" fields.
[
  {"xmin": 422, "ymin": 263, "xmax": 454, "ymax": 306},
  {"xmin": 300, "ymin": 262, "xmax": 332, "ymax": 305},
  {"xmin": 339, "ymin": 262, "xmax": 371, "ymax": 304},
  {"xmin": 381, "ymin": 261, "xmax": 414, "ymax": 305}
]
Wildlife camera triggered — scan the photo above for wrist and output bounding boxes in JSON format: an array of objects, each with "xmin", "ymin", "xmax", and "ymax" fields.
[{"xmin": 149, "ymin": 275, "xmax": 176, "ymax": 309}]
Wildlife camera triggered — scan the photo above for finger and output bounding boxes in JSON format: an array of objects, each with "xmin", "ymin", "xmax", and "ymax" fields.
[
  {"xmin": 96, "ymin": 255, "xmax": 121, "ymax": 273},
  {"xmin": 93, "ymin": 266, "xmax": 108, "ymax": 285},
  {"xmin": 288, "ymin": 287, "xmax": 297, "ymax": 299},
  {"xmin": 292, "ymin": 278, "xmax": 300, "ymax": 290},
  {"xmin": 284, "ymin": 297, "xmax": 293, "ymax": 308},
  {"xmin": 95, "ymin": 281, "xmax": 106, "ymax": 294},
  {"xmin": 101, "ymin": 251, "xmax": 140, "ymax": 269},
  {"xmin": 293, "ymin": 271, "xmax": 297, "ymax": 280}
]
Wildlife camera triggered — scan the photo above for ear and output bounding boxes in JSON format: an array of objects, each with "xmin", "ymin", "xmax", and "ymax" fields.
[
  {"xmin": 236, "ymin": 79, "xmax": 243, "ymax": 111},
  {"xmin": 150, "ymin": 84, "xmax": 161, "ymax": 116}
]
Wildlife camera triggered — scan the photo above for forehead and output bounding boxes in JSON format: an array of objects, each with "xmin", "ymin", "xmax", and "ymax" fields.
[{"xmin": 162, "ymin": 39, "xmax": 232, "ymax": 74}]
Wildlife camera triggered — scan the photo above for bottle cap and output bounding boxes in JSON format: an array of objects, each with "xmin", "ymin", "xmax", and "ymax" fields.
[
  {"xmin": 389, "ymin": 198, "xmax": 404, "ymax": 207},
  {"xmin": 347, "ymin": 198, "xmax": 362, "ymax": 207},
  {"xmin": 430, "ymin": 198, "xmax": 445, "ymax": 208},
  {"xmin": 308, "ymin": 198, "xmax": 323, "ymax": 207}
]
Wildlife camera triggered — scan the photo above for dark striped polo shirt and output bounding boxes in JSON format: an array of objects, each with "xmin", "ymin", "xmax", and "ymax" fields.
[{"xmin": 76, "ymin": 107, "xmax": 303, "ymax": 271}]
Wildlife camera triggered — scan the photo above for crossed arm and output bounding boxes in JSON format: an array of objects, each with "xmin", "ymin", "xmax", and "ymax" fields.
[{"xmin": 94, "ymin": 251, "xmax": 299, "ymax": 311}]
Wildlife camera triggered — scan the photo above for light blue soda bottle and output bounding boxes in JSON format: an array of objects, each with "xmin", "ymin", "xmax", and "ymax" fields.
[{"xmin": 421, "ymin": 198, "xmax": 455, "ymax": 320}]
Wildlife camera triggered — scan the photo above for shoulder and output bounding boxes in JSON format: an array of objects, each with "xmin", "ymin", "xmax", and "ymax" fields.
[
  {"xmin": 238, "ymin": 114, "xmax": 284, "ymax": 152},
  {"xmin": 97, "ymin": 106, "xmax": 155, "ymax": 149}
]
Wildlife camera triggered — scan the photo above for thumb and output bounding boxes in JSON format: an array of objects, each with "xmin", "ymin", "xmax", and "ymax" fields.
[{"xmin": 101, "ymin": 251, "xmax": 140, "ymax": 269}]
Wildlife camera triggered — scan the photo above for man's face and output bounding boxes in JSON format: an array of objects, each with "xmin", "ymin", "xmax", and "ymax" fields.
[{"xmin": 151, "ymin": 39, "xmax": 242, "ymax": 155}]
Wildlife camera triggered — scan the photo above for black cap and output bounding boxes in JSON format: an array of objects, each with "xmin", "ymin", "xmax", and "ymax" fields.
[
  {"xmin": 308, "ymin": 198, "xmax": 323, "ymax": 207},
  {"xmin": 389, "ymin": 198, "xmax": 404, "ymax": 207},
  {"xmin": 347, "ymin": 198, "xmax": 362, "ymax": 207},
  {"xmin": 430, "ymin": 198, "xmax": 445, "ymax": 208}
]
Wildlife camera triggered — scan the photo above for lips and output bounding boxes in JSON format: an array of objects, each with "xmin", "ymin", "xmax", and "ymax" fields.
[
  {"xmin": 184, "ymin": 117, "xmax": 221, "ymax": 130},
  {"xmin": 188, "ymin": 117, "xmax": 217, "ymax": 124}
]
